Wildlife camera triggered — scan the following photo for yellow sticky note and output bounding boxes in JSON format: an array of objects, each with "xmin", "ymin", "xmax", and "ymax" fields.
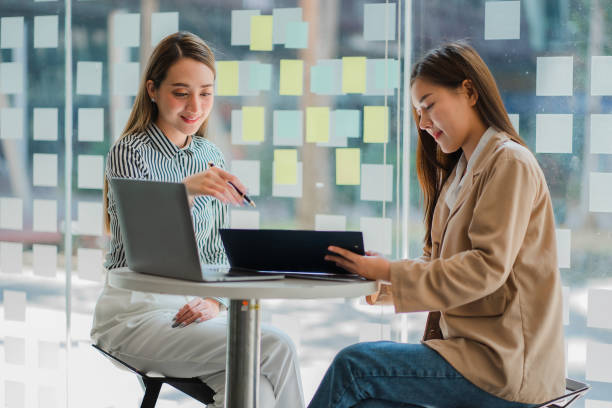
[
  {"xmin": 242, "ymin": 106, "xmax": 265, "ymax": 142},
  {"xmin": 216, "ymin": 61, "xmax": 239, "ymax": 96},
  {"xmin": 274, "ymin": 149, "xmax": 298, "ymax": 185},
  {"xmin": 279, "ymin": 59, "xmax": 303, "ymax": 95},
  {"xmin": 250, "ymin": 15, "xmax": 273, "ymax": 51},
  {"xmin": 336, "ymin": 148, "xmax": 361, "ymax": 185},
  {"xmin": 364, "ymin": 106, "xmax": 388, "ymax": 143},
  {"xmin": 306, "ymin": 107, "xmax": 330, "ymax": 142},
  {"xmin": 342, "ymin": 57, "xmax": 366, "ymax": 94}
]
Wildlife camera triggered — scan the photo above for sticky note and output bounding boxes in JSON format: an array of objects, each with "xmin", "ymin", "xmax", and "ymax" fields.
[
  {"xmin": 231, "ymin": 110, "xmax": 258, "ymax": 145},
  {"xmin": 536, "ymin": 56, "xmax": 573, "ymax": 96},
  {"xmin": 587, "ymin": 289, "xmax": 612, "ymax": 329},
  {"xmin": 306, "ymin": 107, "xmax": 330, "ymax": 142},
  {"xmin": 334, "ymin": 110, "xmax": 361, "ymax": 138},
  {"xmin": 484, "ymin": 1, "xmax": 520, "ymax": 40},
  {"xmin": 34, "ymin": 15, "xmax": 59, "ymax": 48},
  {"xmin": 364, "ymin": 106, "xmax": 389, "ymax": 143},
  {"xmin": 272, "ymin": 8, "xmax": 302, "ymax": 44},
  {"xmin": 360, "ymin": 217, "xmax": 392, "ymax": 255},
  {"xmin": 151, "ymin": 12, "xmax": 178, "ymax": 46},
  {"xmin": 77, "ymin": 201, "xmax": 103, "ymax": 236},
  {"xmin": 38, "ymin": 341, "xmax": 59, "ymax": 369},
  {"xmin": 33, "ymin": 244, "xmax": 57, "ymax": 278},
  {"xmin": 285, "ymin": 21, "xmax": 308, "ymax": 49},
  {"xmin": 248, "ymin": 62, "xmax": 272, "ymax": 92},
  {"xmin": 0, "ymin": 198, "xmax": 22, "ymax": 230},
  {"xmin": 231, "ymin": 10, "xmax": 260, "ymax": 46},
  {"xmin": 113, "ymin": 62, "xmax": 139, "ymax": 96},
  {"xmin": 242, "ymin": 106, "xmax": 265, "ymax": 142},
  {"xmin": 586, "ymin": 341, "xmax": 612, "ymax": 383},
  {"xmin": 272, "ymin": 163, "xmax": 303, "ymax": 198},
  {"xmin": 316, "ymin": 113, "xmax": 347, "ymax": 148},
  {"xmin": 311, "ymin": 59, "xmax": 343, "ymax": 95},
  {"xmin": 366, "ymin": 59, "xmax": 399, "ymax": 95},
  {"xmin": 591, "ymin": 114, "xmax": 612, "ymax": 154},
  {"xmin": 315, "ymin": 214, "xmax": 347, "ymax": 231},
  {"xmin": 342, "ymin": 57, "xmax": 367, "ymax": 94},
  {"xmin": 279, "ymin": 59, "xmax": 303, "ymax": 95},
  {"xmin": 562, "ymin": 286, "xmax": 570, "ymax": 325},
  {"xmin": 237, "ymin": 61, "xmax": 258, "ymax": 96},
  {"xmin": 508, "ymin": 114, "xmax": 519, "ymax": 134},
  {"xmin": 4, "ymin": 289, "xmax": 26, "ymax": 321},
  {"xmin": 1, "ymin": 17, "xmax": 24, "ymax": 48},
  {"xmin": 0, "ymin": 108, "xmax": 24, "ymax": 139},
  {"xmin": 113, "ymin": 108, "xmax": 131, "ymax": 141},
  {"xmin": 78, "ymin": 108, "xmax": 104, "ymax": 142},
  {"xmin": 76, "ymin": 61, "xmax": 103, "ymax": 95},
  {"xmin": 590, "ymin": 172, "xmax": 612, "ymax": 212},
  {"xmin": 336, "ymin": 148, "xmax": 360, "ymax": 185},
  {"xmin": 78, "ymin": 247, "xmax": 103, "ymax": 281},
  {"xmin": 555, "ymin": 228, "xmax": 571, "ymax": 269},
  {"xmin": 33, "ymin": 153, "xmax": 58, "ymax": 187},
  {"xmin": 230, "ymin": 210, "xmax": 260, "ymax": 229},
  {"xmin": 274, "ymin": 149, "xmax": 298, "ymax": 185},
  {"xmin": 250, "ymin": 15, "xmax": 273, "ymax": 51},
  {"xmin": 361, "ymin": 164, "xmax": 393, "ymax": 201},
  {"xmin": 33, "ymin": 199, "xmax": 57, "ymax": 232},
  {"xmin": 364, "ymin": 3, "xmax": 396, "ymax": 41},
  {"xmin": 273, "ymin": 110, "xmax": 303, "ymax": 146},
  {"xmin": 1, "ymin": 242, "xmax": 22, "ymax": 274},
  {"xmin": 535, "ymin": 114, "xmax": 572, "ymax": 153},
  {"xmin": 591, "ymin": 56, "xmax": 612, "ymax": 95},
  {"xmin": 5, "ymin": 381, "xmax": 25, "ymax": 408},
  {"xmin": 0, "ymin": 62, "xmax": 23, "ymax": 94},
  {"xmin": 113, "ymin": 13, "xmax": 140, "ymax": 47},
  {"xmin": 216, "ymin": 61, "xmax": 239, "ymax": 96},
  {"xmin": 4, "ymin": 336, "xmax": 25, "ymax": 365},
  {"xmin": 231, "ymin": 160, "xmax": 260, "ymax": 196},
  {"xmin": 78, "ymin": 155, "xmax": 104, "ymax": 189},
  {"xmin": 34, "ymin": 108, "xmax": 58, "ymax": 141}
]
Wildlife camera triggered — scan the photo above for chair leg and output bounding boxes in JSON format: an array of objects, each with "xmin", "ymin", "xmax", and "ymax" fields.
[{"xmin": 140, "ymin": 379, "xmax": 162, "ymax": 408}]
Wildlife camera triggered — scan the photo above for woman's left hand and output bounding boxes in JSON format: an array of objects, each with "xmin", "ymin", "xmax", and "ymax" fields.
[
  {"xmin": 325, "ymin": 246, "xmax": 391, "ymax": 281},
  {"xmin": 173, "ymin": 298, "xmax": 220, "ymax": 327}
]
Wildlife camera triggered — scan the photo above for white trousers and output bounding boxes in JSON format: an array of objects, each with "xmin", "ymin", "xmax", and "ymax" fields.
[{"xmin": 98, "ymin": 309, "xmax": 304, "ymax": 408}]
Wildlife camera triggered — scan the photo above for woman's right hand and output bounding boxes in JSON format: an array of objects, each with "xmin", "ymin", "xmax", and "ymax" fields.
[{"xmin": 183, "ymin": 167, "xmax": 247, "ymax": 206}]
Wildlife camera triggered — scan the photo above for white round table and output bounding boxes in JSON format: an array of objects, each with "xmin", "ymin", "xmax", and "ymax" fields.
[{"xmin": 108, "ymin": 267, "xmax": 378, "ymax": 408}]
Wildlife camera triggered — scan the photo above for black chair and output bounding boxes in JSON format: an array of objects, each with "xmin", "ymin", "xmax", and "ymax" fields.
[
  {"xmin": 534, "ymin": 378, "xmax": 590, "ymax": 407},
  {"xmin": 92, "ymin": 344, "xmax": 215, "ymax": 407}
]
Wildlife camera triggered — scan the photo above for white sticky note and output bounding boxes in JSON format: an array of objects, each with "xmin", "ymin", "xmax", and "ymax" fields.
[
  {"xmin": 231, "ymin": 10, "xmax": 261, "ymax": 46},
  {"xmin": 591, "ymin": 56, "xmax": 612, "ymax": 95},
  {"xmin": 587, "ymin": 400, "xmax": 612, "ymax": 408},
  {"xmin": 484, "ymin": 1, "xmax": 520, "ymax": 40},
  {"xmin": 76, "ymin": 61, "xmax": 102, "ymax": 95},
  {"xmin": 4, "ymin": 289, "xmax": 26, "ymax": 321},
  {"xmin": 0, "ymin": 242, "xmax": 23, "ymax": 274},
  {"xmin": 360, "ymin": 217, "xmax": 392, "ymax": 255},
  {"xmin": 586, "ymin": 341, "xmax": 612, "ymax": 383},
  {"xmin": 562, "ymin": 286, "xmax": 570, "ymax": 326},
  {"xmin": 38, "ymin": 341, "xmax": 59, "ymax": 369},
  {"xmin": 272, "ymin": 162, "xmax": 303, "ymax": 198},
  {"xmin": 5, "ymin": 380, "xmax": 25, "ymax": 408},
  {"xmin": 78, "ymin": 155, "xmax": 104, "ymax": 189},
  {"xmin": 536, "ymin": 56, "xmax": 573, "ymax": 96},
  {"xmin": 33, "ymin": 244, "xmax": 57, "ymax": 278},
  {"xmin": 33, "ymin": 199, "xmax": 57, "ymax": 232},
  {"xmin": 555, "ymin": 228, "xmax": 571, "ymax": 269},
  {"xmin": 78, "ymin": 108, "xmax": 104, "ymax": 142},
  {"xmin": 34, "ymin": 15, "xmax": 59, "ymax": 48},
  {"xmin": 77, "ymin": 201, "xmax": 103, "ymax": 236},
  {"xmin": 4, "ymin": 336, "xmax": 25, "ymax": 365},
  {"xmin": 0, "ymin": 63, "xmax": 23, "ymax": 94},
  {"xmin": 535, "ymin": 114, "xmax": 572, "ymax": 153},
  {"xmin": 33, "ymin": 153, "xmax": 58, "ymax": 187},
  {"xmin": 590, "ymin": 114, "xmax": 612, "ymax": 154},
  {"xmin": 113, "ymin": 13, "xmax": 140, "ymax": 47},
  {"xmin": 0, "ymin": 198, "xmax": 22, "ymax": 230},
  {"xmin": 508, "ymin": 114, "xmax": 519, "ymax": 135},
  {"xmin": 1, "ymin": 17, "xmax": 24, "ymax": 48},
  {"xmin": 231, "ymin": 160, "xmax": 260, "ymax": 196},
  {"xmin": 587, "ymin": 289, "xmax": 612, "ymax": 329},
  {"xmin": 230, "ymin": 210, "xmax": 260, "ymax": 229},
  {"xmin": 113, "ymin": 108, "xmax": 131, "ymax": 141},
  {"xmin": 315, "ymin": 214, "xmax": 347, "ymax": 231},
  {"xmin": 364, "ymin": 3, "xmax": 396, "ymax": 41},
  {"xmin": 152, "ymin": 12, "xmax": 179, "ymax": 46},
  {"xmin": 589, "ymin": 172, "xmax": 612, "ymax": 213},
  {"xmin": 113, "ymin": 62, "xmax": 139, "ymax": 96},
  {"xmin": 0, "ymin": 108, "xmax": 24, "ymax": 139},
  {"xmin": 77, "ymin": 247, "xmax": 104, "ymax": 281},
  {"xmin": 34, "ymin": 108, "xmax": 58, "ymax": 141},
  {"xmin": 361, "ymin": 164, "xmax": 393, "ymax": 202},
  {"xmin": 272, "ymin": 8, "xmax": 302, "ymax": 44},
  {"xmin": 238, "ymin": 61, "xmax": 259, "ymax": 96}
]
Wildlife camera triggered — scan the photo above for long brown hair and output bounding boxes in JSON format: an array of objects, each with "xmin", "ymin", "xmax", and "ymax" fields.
[
  {"xmin": 103, "ymin": 31, "xmax": 216, "ymax": 233},
  {"xmin": 410, "ymin": 41, "xmax": 526, "ymax": 247}
]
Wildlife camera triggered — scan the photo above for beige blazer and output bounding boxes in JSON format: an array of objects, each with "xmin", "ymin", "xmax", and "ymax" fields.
[{"xmin": 387, "ymin": 131, "xmax": 565, "ymax": 404}]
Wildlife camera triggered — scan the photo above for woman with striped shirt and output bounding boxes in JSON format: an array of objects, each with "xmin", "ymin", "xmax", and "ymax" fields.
[{"xmin": 90, "ymin": 32, "xmax": 304, "ymax": 408}]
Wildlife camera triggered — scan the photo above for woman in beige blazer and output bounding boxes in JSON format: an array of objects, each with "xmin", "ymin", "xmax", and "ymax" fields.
[{"xmin": 308, "ymin": 41, "xmax": 565, "ymax": 408}]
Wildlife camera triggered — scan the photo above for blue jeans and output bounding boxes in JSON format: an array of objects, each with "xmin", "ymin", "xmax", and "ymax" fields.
[{"xmin": 308, "ymin": 342, "xmax": 537, "ymax": 408}]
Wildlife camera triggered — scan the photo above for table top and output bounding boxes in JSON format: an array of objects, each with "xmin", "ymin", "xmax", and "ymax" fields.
[{"xmin": 108, "ymin": 267, "xmax": 378, "ymax": 300}]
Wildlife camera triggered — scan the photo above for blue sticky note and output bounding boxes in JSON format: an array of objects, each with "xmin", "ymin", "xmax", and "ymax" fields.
[
  {"xmin": 285, "ymin": 21, "xmax": 308, "ymax": 49},
  {"xmin": 273, "ymin": 110, "xmax": 303, "ymax": 146},
  {"xmin": 249, "ymin": 62, "xmax": 272, "ymax": 91},
  {"xmin": 374, "ymin": 59, "xmax": 399, "ymax": 90},
  {"xmin": 311, "ymin": 65, "xmax": 334, "ymax": 94},
  {"xmin": 334, "ymin": 110, "xmax": 361, "ymax": 139}
]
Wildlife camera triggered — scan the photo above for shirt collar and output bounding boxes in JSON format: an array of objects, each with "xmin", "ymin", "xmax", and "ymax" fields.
[{"xmin": 146, "ymin": 122, "xmax": 191, "ymax": 159}]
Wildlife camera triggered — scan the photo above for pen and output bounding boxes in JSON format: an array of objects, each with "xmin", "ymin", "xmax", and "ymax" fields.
[{"xmin": 208, "ymin": 163, "xmax": 256, "ymax": 208}]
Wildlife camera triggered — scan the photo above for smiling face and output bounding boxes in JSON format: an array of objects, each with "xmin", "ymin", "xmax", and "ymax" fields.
[{"xmin": 147, "ymin": 57, "xmax": 215, "ymax": 145}]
